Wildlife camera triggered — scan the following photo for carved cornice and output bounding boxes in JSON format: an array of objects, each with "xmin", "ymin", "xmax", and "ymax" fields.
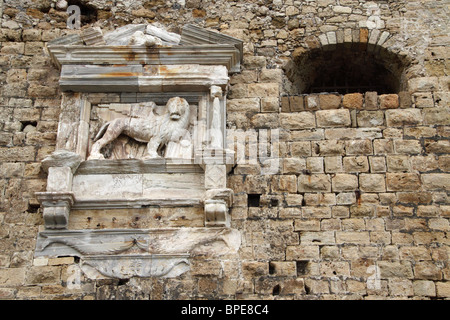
[
  {"xmin": 58, "ymin": 63, "xmax": 230, "ymax": 93},
  {"xmin": 47, "ymin": 44, "xmax": 241, "ymax": 74}
]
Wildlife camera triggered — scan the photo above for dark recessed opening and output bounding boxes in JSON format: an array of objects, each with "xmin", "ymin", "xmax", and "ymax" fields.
[
  {"xmin": 68, "ymin": 0, "xmax": 98, "ymax": 24},
  {"xmin": 286, "ymin": 43, "xmax": 408, "ymax": 95},
  {"xmin": 272, "ymin": 284, "xmax": 281, "ymax": 296},
  {"xmin": 296, "ymin": 261, "xmax": 309, "ymax": 276},
  {"xmin": 248, "ymin": 194, "xmax": 261, "ymax": 207},
  {"xmin": 269, "ymin": 262, "xmax": 276, "ymax": 275},
  {"xmin": 20, "ymin": 121, "xmax": 37, "ymax": 132},
  {"xmin": 118, "ymin": 279, "xmax": 129, "ymax": 286},
  {"xmin": 27, "ymin": 202, "xmax": 40, "ymax": 213},
  {"xmin": 270, "ymin": 198, "xmax": 279, "ymax": 207}
]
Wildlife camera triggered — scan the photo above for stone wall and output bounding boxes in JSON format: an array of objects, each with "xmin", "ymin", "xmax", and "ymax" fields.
[{"xmin": 0, "ymin": 0, "xmax": 449, "ymax": 299}]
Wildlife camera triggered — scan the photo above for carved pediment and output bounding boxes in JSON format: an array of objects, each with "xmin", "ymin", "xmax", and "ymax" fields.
[{"xmin": 47, "ymin": 24, "xmax": 243, "ymax": 77}]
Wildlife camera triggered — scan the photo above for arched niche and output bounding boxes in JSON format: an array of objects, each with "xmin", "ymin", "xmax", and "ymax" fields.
[{"xmin": 285, "ymin": 31, "xmax": 411, "ymax": 95}]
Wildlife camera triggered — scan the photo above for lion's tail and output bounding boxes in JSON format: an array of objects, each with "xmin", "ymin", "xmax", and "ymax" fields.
[{"xmin": 93, "ymin": 122, "xmax": 110, "ymax": 141}]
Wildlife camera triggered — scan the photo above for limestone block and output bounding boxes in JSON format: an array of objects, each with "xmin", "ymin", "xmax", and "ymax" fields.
[
  {"xmin": 436, "ymin": 282, "xmax": 450, "ymax": 298},
  {"xmin": 319, "ymin": 94, "xmax": 341, "ymax": 109},
  {"xmin": 357, "ymin": 111, "xmax": 384, "ymax": 127},
  {"xmin": 333, "ymin": 6, "xmax": 352, "ymax": 14},
  {"xmin": 335, "ymin": 231, "xmax": 370, "ymax": 244},
  {"xmin": 394, "ymin": 140, "xmax": 422, "ymax": 154},
  {"xmin": 379, "ymin": 94, "xmax": 399, "ymax": 109},
  {"xmin": 289, "ymin": 96, "xmax": 304, "ymax": 111},
  {"xmin": 359, "ymin": 174, "xmax": 386, "ymax": 192},
  {"xmin": 294, "ymin": 219, "xmax": 320, "ymax": 231},
  {"xmin": 332, "ymin": 174, "xmax": 358, "ymax": 192},
  {"xmin": 422, "ymin": 174, "xmax": 450, "ymax": 191},
  {"xmin": 364, "ymin": 91, "xmax": 378, "ymax": 110},
  {"xmin": 414, "ymin": 261, "xmax": 442, "ymax": 280},
  {"xmin": 345, "ymin": 140, "xmax": 373, "ymax": 155},
  {"xmin": 306, "ymin": 157, "xmax": 324, "ymax": 173},
  {"xmin": 324, "ymin": 156, "xmax": 343, "ymax": 173},
  {"xmin": 302, "ymin": 207, "xmax": 332, "ymax": 218},
  {"xmin": 342, "ymin": 93, "xmax": 363, "ymax": 109},
  {"xmin": 305, "ymin": 95, "xmax": 319, "ymax": 110},
  {"xmin": 408, "ymin": 77, "xmax": 439, "ymax": 92},
  {"xmin": 291, "ymin": 129, "xmax": 324, "ymax": 141},
  {"xmin": 413, "ymin": 280, "xmax": 436, "ymax": 297},
  {"xmin": 270, "ymin": 175, "xmax": 297, "ymax": 193},
  {"xmin": 423, "ymin": 108, "xmax": 450, "ymax": 125},
  {"xmin": 386, "ymin": 173, "xmax": 421, "ymax": 191},
  {"xmin": 227, "ymin": 98, "xmax": 260, "ymax": 112},
  {"xmin": 325, "ymin": 128, "xmax": 382, "ymax": 140},
  {"xmin": 313, "ymin": 140, "xmax": 345, "ymax": 156},
  {"xmin": 300, "ymin": 231, "xmax": 336, "ymax": 245},
  {"xmin": 316, "ymin": 109, "xmax": 351, "ymax": 127},
  {"xmin": 261, "ymin": 97, "xmax": 279, "ymax": 113},
  {"xmin": 298, "ymin": 174, "xmax": 331, "ymax": 192},
  {"xmin": 280, "ymin": 96, "xmax": 290, "ymax": 112},
  {"xmin": 280, "ymin": 112, "xmax": 316, "ymax": 129},
  {"xmin": 286, "ymin": 246, "xmax": 320, "ymax": 260},
  {"xmin": 336, "ymin": 192, "xmax": 356, "ymax": 205},
  {"xmin": 369, "ymin": 156, "xmax": 386, "ymax": 173},
  {"xmin": 386, "ymin": 109, "xmax": 423, "ymax": 127},
  {"xmin": 290, "ymin": 141, "xmax": 311, "ymax": 157},
  {"xmin": 388, "ymin": 279, "xmax": 413, "ymax": 297},
  {"xmin": 247, "ymin": 83, "xmax": 279, "ymax": 98},
  {"xmin": 282, "ymin": 158, "xmax": 306, "ymax": 174}
]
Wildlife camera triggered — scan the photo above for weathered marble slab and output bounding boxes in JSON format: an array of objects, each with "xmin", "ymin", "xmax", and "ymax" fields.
[
  {"xmin": 59, "ymin": 64, "xmax": 229, "ymax": 92},
  {"xmin": 48, "ymin": 45, "xmax": 241, "ymax": 73},
  {"xmin": 35, "ymin": 227, "xmax": 241, "ymax": 257},
  {"xmin": 81, "ymin": 254, "xmax": 190, "ymax": 279},
  {"xmin": 76, "ymin": 159, "xmax": 203, "ymax": 175},
  {"xmin": 72, "ymin": 172, "xmax": 205, "ymax": 205}
]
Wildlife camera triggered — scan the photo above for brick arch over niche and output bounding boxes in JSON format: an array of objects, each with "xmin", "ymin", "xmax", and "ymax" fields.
[{"xmin": 285, "ymin": 29, "xmax": 412, "ymax": 95}]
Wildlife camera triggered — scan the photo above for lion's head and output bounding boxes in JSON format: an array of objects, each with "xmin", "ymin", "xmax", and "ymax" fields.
[{"xmin": 166, "ymin": 97, "xmax": 190, "ymax": 121}]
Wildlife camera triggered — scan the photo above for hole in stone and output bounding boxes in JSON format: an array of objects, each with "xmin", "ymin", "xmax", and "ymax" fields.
[
  {"xmin": 269, "ymin": 262, "xmax": 275, "ymax": 275},
  {"xmin": 272, "ymin": 284, "xmax": 281, "ymax": 296},
  {"xmin": 305, "ymin": 284, "xmax": 311, "ymax": 294},
  {"xmin": 118, "ymin": 279, "xmax": 129, "ymax": 286},
  {"xmin": 40, "ymin": 6, "xmax": 51, "ymax": 13},
  {"xmin": 68, "ymin": 0, "xmax": 98, "ymax": 24},
  {"xmin": 20, "ymin": 121, "xmax": 37, "ymax": 132},
  {"xmin": 296, "ymin": 261, "xmax": 309, "ymax": 276},
  {"xmin": 248, "ymin": 194, "xmax": 261, "ymax": 207},
  {"xmin": 27, "ymin": 202, "xmax": 40, "ymax": 213},
  {"xmin": 270, "ymin": 198, "xmax": 279, "ymax": 207}
]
